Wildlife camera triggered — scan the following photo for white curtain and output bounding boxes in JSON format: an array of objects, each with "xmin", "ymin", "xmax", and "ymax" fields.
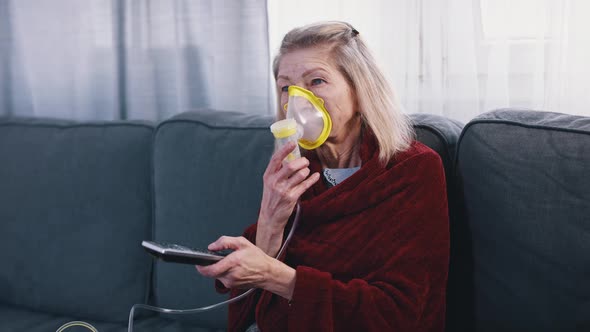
[
  {"xmin": 0, "ymin": 0, "xmax": 271, "ymax": 121},
  {"xmin": 268, "ymin": 0, "xmax": 590, "ymax": 123}
]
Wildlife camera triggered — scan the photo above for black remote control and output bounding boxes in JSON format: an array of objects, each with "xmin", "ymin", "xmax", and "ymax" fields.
[{"xmin": 142, "ymin": 241, "xmax": 234, "ymax": 265}]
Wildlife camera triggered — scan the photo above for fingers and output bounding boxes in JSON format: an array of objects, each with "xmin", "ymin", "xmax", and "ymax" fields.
[
  {"xmin": 195, "ymin": 264, "xmax": 215, "ymax": 276},
  {"xmin": 197, "ymin": 236, "xmax": 250, "ymax": 277},
  {"xmin": 207, "ymin": 235, "xmax": 249, "ymax": 251},
  {"xmin": 265, "ymin": 150, "xmax": 312, "ymax": 194},
  {"xmin": 266, "ymin": 141, "xmax": 298, "ymax": 174},
  {"xmin": 292, "ymin": 172, "xmax": 320, "ymax": 198},
  {"xmin": 286, "ymin": 166, "xmax": 311, "ymax": 187},
  {"xmin": 260, "ymin": 143, "xmax": 317, "ymax": 217},
  {"xmin": 196, "ymin": 256, "xmax": 233, "ymax": 278},
  {"xmin": 278, "ymin": 157, "xmax": 309, "ymax": 181}
]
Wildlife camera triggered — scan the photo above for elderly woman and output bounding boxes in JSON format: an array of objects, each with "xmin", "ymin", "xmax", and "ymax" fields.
[{"xmin": 197, "ymin": 21, "xmax": 449, "ymax": 332}]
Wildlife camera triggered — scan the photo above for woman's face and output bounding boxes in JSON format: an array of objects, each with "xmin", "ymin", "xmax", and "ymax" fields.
[{"xmin": 276, "ymin": 46, "xmax": 360, "ymax": 143}]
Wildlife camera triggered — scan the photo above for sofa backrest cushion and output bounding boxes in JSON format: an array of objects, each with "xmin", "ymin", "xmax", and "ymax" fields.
[
  {"xmin": 410, "ymin": 113, "xmax": 462, "ymax": 179},
  {"xmin": 151, "ymin": 110, "xmax": 463, "ymax": 329},
  {"xmin": 151, "ymin": 110, "xmax": 275, "ymax": 328},
  {"xmin": 456, "ymin": 109, "xmax": 590, "ymax": 331},
  {"xmin": 0, "ymin": 118, "xmax": 153, "ymax": 323}
]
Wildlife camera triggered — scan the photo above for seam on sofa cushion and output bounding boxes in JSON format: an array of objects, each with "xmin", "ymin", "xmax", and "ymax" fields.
[
  {"xmin": 460, "ymin": 119, "xmax": 590, "ymax": 139},
  {"xmin": 155, "ymin": 118, "xmax": 272, "ymax": 132},
  {"xmin": 0, "ymin": 122, "xmax": 154, "ymax": 131}
]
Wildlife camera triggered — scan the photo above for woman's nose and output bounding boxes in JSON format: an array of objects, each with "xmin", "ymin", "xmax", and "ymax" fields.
[{"xmin": 291, "ymin": 82, "xmax": 308, "ymax": 90}]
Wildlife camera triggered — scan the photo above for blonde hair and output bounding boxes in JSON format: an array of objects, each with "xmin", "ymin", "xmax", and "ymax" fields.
[{"xmin": 273, "ymin": 21, "xmax": 414, "ymax": 163}]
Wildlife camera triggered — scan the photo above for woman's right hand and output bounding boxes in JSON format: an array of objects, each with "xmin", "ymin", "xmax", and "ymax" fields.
[{"xmin": 256, "ymin": 141, "xmax": 320, "ymax": 256}]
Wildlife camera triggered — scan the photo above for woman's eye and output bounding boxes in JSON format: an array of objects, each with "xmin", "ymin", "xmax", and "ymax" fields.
[
  {"xmin": 311, "ymin": 78, "xmax": 325, "ymax": 86},
  {"xmin": 281, "ymin": 85, "xmax": 290, "ymax": 92}
]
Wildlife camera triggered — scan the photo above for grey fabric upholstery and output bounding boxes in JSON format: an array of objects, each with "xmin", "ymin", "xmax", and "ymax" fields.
[
  {"xmin": 456, "ymin": 109, "xmax": 590, "ymax": 331},
  {"xmin": 0, "ymin": 118, "xmax": 154, "ymax": 323},
  {"xmin": 0, "ymin": 305, "xmax": 223, "ymax": 332},
  {"xmin": 410, "ymin": 113, "xmax": 463, "ymax": 177},
  {"xmin": 151, "ymin": 110, "xmax": 275, "ymax": 329},
  {"xmin": 12, "ymin": 107, "xmax": 590, "ymax": 332}
]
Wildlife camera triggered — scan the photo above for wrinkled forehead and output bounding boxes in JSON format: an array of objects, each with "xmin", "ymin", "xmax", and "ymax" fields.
[{"xmin": 277, "ymin": 46, "xmax": 336, "ymax": 80}]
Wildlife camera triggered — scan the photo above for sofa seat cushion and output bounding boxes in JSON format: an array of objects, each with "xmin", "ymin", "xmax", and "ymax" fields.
[
  {"xmin": 0, "ymin": 118, "xmax": 154, "ymax": 323},
  {"xmin": 0, "ymin": 305, "xmax": 224, "ymax": 332},
  {"xmin": 456, "ymin": 109, "xmax": 590, "ymax": 331},
  {"xmin": 0, "ymin": 305, "xmax": 126, "ymax": 332}
]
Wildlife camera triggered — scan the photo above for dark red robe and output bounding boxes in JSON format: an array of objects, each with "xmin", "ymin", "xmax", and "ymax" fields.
[{"xmin": 218, "ymin": 130, "xmax": 450, "ymax": 332}]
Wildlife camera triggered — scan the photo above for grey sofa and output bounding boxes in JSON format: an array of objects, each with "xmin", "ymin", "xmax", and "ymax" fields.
[
  {"xmin": 452, "ymin": 110, "xmax": 590, "ymax": 332},
  {"xmin": 0, "ymin": 109, "xmax": 588, "ymax": 331}
]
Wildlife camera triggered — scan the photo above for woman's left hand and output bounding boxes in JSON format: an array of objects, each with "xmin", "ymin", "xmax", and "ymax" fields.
[{"xmin": 196, "ymin": 236, "xmax": 296, "ymax": 299}]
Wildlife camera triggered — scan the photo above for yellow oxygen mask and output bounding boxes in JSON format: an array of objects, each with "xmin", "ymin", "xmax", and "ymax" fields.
[{"xmin": 284, "ymin": 86, "xmax": 332, "ymax": 150}]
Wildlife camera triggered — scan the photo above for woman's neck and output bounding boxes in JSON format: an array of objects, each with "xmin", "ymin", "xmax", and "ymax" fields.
[{"xmin": 316, "ymin": 126, "xmax": 362, "ymax": 169}]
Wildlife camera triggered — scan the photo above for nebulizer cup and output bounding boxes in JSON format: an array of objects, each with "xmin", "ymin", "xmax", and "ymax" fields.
[{"xmin": 270, "ymin": 118, "xmax": 301, "ymax": 162}]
